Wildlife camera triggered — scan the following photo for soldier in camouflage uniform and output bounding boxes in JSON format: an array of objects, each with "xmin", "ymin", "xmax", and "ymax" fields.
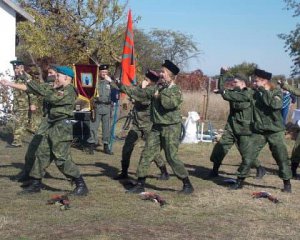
[
  {"xmin": 9, "ymin": 60, "xmax": 37, "ymax": 147},
  {"xmin": 126, "ymin": 60, "xmax": 194, "ymax": 194},
  {"xmin": 0, "ymin": 66, "xmax": 89, "ymax": 195},
  {"xmin": 87, "ymin": 64, "xmax": 113, "ymax": 155},
  {"xmin": 232, "ymin": 68, "xmax": 292, "ymax": 192},
  {"xmin": 113, "ymin": 70, "xmax": 169, "ymax": 180},
  {"xmin": 278, "ymin": 79, "xmax": 300, "ymax": 179},
  {"xmin": 14, "ymin": 66, "xmax": 58, "ymax": 183},
  {"xmin": 208, "ymin": 67, "xmax": 266, "ymax": 180}
]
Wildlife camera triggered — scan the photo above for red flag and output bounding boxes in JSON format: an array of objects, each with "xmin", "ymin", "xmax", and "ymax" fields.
[{"xmin": 121, "ymin": 10, "xmax": 136, "ymax": 87}]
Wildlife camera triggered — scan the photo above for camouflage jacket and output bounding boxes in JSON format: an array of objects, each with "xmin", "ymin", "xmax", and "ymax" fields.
[
  {"xmin": 120, "ymin": 85, "xmax": 153, "ymax": 130},
  {"xmin": 13, "ymin": 72, "xmax": 37, "ymax": 111},
  {"xmin": 222, "ymin": 87, "xmax": 254, "ymax": 136},
  {"xmin": 119, "ymin": 83, "xmax": 182, "ymax": 125},
  {"xmin": 252, "ymin": 87, "xmax": 285, "ymax": 133},
  {"xmin": 26, "ymin": 81, "xmax": 77, "ymax": 123},
  {"xmin": 282, "ymin": 82, "xmax": 300, "ymax": 96}
]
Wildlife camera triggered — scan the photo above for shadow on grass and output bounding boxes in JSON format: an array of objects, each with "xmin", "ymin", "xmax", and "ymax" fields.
[{"xmin": 185, "ymin": 163, "xmax": 278, "ymax": 190}]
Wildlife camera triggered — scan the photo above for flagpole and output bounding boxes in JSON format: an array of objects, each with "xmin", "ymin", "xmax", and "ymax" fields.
[{"xmin": 109, "ymin": 9, "xmax": 136, "ymax": 152}]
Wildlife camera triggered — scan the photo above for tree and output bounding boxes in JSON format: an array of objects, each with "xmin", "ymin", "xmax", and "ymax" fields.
[
  {"xmin": 16, "ymin": 0, "xmax": 128, "ymax": 72},
  {"xmin": 227, "ymin": 62, "xmax": 258, "ymax": 77},
  {"xmin": 278, "ymin": 0, "xmax": 300, "ymax": 76},
  {"xmin": 134, "ymin": 29, "xmax": 200, "ymax": 73}
]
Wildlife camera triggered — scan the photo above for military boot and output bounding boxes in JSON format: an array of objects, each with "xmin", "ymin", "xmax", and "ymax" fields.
[
  {"xmin": 18, "ymin": 179, "xmax": 42, "ymax": 194},
  {"xmin": 11, "ymin": 170, "xmax": 30, "ymax": 182},
  {"xmin": 291, "ymin": 162, "xmax": 299, "ymax": 179},
  {"xmin": 126, "ymin": 177, "xmax": 145, "ymax": 194},
  {"xmin": 104, "ymin": 144, "xmax": 113, "ymax": 155},
  {"xmin": 206, "ymin": 163, "xmax": 220, "ymax": 178},
  {"xmin": 71, "ymin": 176, "xmax": 89, "ymax": 196},
  {"xmin": 230, "ymin": 177, "xmax": 245, "ymax": 190},
  {"xmin": 114, "ymin": 171, "xmax": 129, "ymax": 180},
  {"xmin": 179, "ymin": 177, "xmax": 194, "ymax": 194},
  {"xmin": 158, "ymin": 165, "xmax": 170, "ymax": 180},
  {"xmin": 256, "ymin": 166, "xmax": 266, "ymax": 179},
  {"xmin": 283, "ymin": 179, "xmax": 292, "ymax": 193}
]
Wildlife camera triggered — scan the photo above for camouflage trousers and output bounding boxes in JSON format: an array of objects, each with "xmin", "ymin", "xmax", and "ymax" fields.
[
  {"xmin": 12, "ymin": 110, "xmax": 30, "ymax": 146},
  {"xmin": 210, "ymin": 126, "xmax": 261, "ymax": 170},
  {"xmin": 137, "ymin": 123, "xmax": 188, "ymax": 179},
  {"xmin": 237, "ymin": 131, "xmax": 292, "ymax": 180},
  {"xmin": 121, "ymin": 124, "xmax": 165, "ymax": 173},
  {"xmin": 29, "ymin": 119, "xmax": 81, "ymax": 179}
]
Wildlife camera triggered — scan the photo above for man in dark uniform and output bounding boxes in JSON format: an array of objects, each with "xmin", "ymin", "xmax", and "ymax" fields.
[{"xmin": 87, "ymin": 64, "xmax": 113, "ymax": 155}]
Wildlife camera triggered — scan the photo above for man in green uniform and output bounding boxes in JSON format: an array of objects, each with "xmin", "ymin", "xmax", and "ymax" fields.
[
  {"xmin": 278, "ymin": 79, "xmax": 300, "ymax": 179},
  {"xmin": 208, "ymin": 67, "xmax": 266, "ymax": 179},
  {"xmin": 8, "ymin": 60, "xmax": 37, "ymax": 147},
  {"xmin": 113, "ymin": 70, "xmax": 169, "ymax": 180},
  {"xmin": 126, "ymin": 60, "xmax": 194, "ymax": 194},
  {"xmin": 231, "ymin": 68, "xmax": 292, "ymax": 192},
  {"xmin": 14, "ymin": 66, "xmax": 58, "ymax": 183},
  {"xmin": 0, "ymin": 66, "xmax": 89, "ymax": 195},
  {"xmin": 87, "ymin": 64, "xmax": 113, "ymax": 155}
]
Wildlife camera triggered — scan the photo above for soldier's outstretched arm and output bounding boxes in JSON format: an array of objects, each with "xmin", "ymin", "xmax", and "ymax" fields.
[
  {"xmin": 0, "ymin": 79, "xmax": 27, "ymax": 91},
  {"xmin": 280, "ymin": 82, "xmax": 300, "ymax": 96}
]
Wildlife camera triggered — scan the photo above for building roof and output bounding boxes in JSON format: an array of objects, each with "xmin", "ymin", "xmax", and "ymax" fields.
[{"xmin": 2, "ymin": 0, "xmax": 35, "ymax": 23}]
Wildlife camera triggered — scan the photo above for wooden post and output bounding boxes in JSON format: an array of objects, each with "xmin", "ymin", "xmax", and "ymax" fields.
[
  {"xmin": 204, "ymin": 78, "xmax": 211, "ymax": 120},
  {"xmin": 202, "ymin": 94, "xmax": 206, "ymax": 121}
]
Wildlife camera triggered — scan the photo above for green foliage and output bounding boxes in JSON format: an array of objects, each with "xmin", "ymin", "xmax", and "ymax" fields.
[
  {"xmin": 227, "ymin": 62, "xmax": 258, "ymax": 77},
  {"xmin": 278, "ymin": 0, "xmax": 300, "ymax": 76},
  {"xmin": 17, "ymin": 0, "xmax": 128, "ymax": 66}
]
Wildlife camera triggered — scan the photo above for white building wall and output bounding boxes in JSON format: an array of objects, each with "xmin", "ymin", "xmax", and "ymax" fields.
[{"xmin": 0, "ymin": 1, "xmax": 16, "ymax": 77}]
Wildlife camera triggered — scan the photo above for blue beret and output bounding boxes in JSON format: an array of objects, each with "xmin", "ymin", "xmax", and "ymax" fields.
[
  {"xmin": 54, "ymin": 66, "xmax": 74, "ymax": 78},
  {"xmin": 10, "ymin": 60, "xmax": 24, "ymax": 66}
]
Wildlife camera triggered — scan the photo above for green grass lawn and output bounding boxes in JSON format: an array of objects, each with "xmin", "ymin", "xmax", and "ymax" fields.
[{"xmin": 0, "ymin": 133, "xmax": 299, "ymax": 240}]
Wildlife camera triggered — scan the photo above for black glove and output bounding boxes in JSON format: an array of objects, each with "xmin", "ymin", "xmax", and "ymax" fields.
[{"xmin": 213, "ymin": 89, "xmax": 224, "ymax": 94}]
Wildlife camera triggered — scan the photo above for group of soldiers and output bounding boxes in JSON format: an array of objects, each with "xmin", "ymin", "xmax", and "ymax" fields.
[
  {"xmin": 1, "ymin": 58, "xmax": 300, "ymax": 196},
  {"xmin": 209, "ymin": 67, "xmax": 299, "ymax": 193}
]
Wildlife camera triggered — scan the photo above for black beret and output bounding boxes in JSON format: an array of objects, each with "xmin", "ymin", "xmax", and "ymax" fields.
[
  {"xmin": 162, "ymin": 60, "xmax": 180, "ymax": 75},
  {"xmin": 10, "ymin": 60, "xmax": 24, "ymax": 66},
  {"xmin": 145, "ymin": 69, "xmax": 159, "ymax": 82},
  {"xmin": 254, "ymin": 68, "xmax": 272, "ymax": 81},
  {"xmin": 99, "ymin": 64, "xmax": 109, "ymax": 70}
]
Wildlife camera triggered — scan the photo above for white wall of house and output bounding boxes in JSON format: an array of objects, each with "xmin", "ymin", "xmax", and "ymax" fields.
[{"xmin": 0, "ymin": 1, "xmax": 16, "ymax": 77}]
